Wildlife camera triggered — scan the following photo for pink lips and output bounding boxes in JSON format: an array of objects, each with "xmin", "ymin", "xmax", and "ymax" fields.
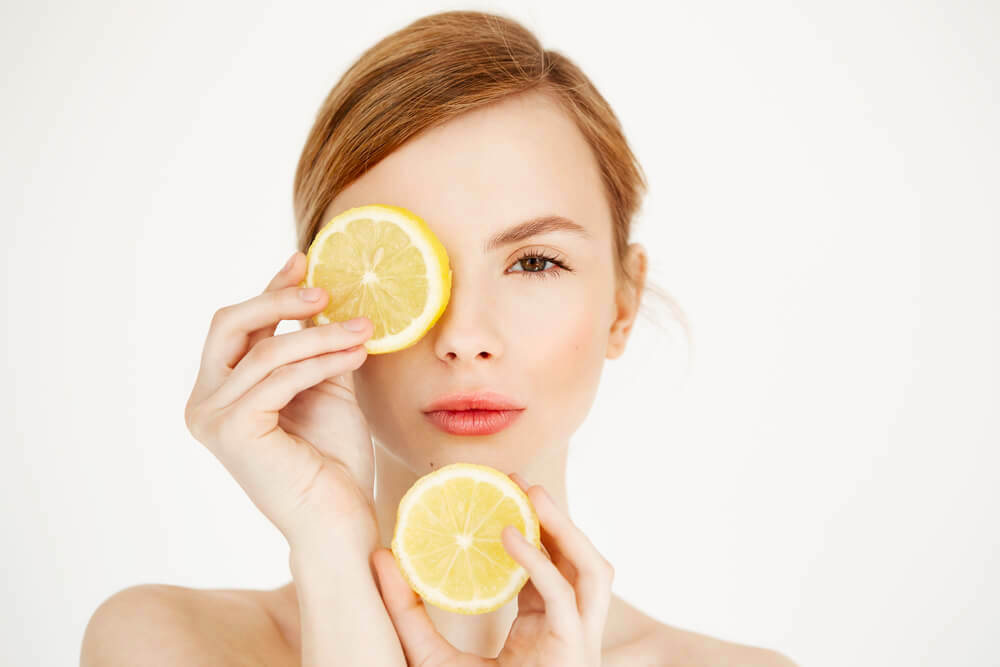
[
  {"xmin": 424, "ymin": 409, "xmax": 523, "ymax": 435},
  {"xmin": 422, "ymin": 391, "xmax": 525, "ymax": 435}
]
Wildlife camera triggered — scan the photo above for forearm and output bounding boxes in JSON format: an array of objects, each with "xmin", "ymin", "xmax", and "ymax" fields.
[{"xmin": 288, "ymin": 520, "xmax": 406, "ymax": 667}]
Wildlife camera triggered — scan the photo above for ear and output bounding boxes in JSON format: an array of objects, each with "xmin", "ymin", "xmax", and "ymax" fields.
[{"xmin": 606, "ymin": 243, "xmax": 648, "ymax": 360}]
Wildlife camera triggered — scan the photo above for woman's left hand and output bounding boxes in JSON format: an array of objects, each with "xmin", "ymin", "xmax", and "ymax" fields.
[{"xmin": 372, "ymin": 473, "xmax": 614, "ymax": 667}]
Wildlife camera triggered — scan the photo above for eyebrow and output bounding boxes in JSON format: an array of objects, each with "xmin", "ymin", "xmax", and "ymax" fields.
[{"xmin": 483, "ymin": 215, "xmax": 592, "ymax": 253}]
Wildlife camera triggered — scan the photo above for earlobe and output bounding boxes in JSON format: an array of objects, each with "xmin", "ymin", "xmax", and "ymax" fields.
[{"xmin": 605, "ymin": 243, "xmax": 648, "ymax": 360}]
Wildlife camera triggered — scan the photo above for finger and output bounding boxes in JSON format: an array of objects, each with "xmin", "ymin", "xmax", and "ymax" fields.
[
  {"xmin": 508, "ymin": 471, "xmax": 530, "ymax": 492},
  {"xmin": 194, "ymin": 253, "xmax": 329, "ymax": 397},
  {"xmin": 525, "ymin": 485, "xmax": 614, "ymax": 634},
  {"xmin": 229, "ymin": 342, "xmax": 370, "ymax": 416},
  {"xmin": 508, "ymin": 473, "xmax": 555, "ymax": 562},
  {"xmin": 207, "ymin": 317, "xmax": 372, "ymax": 411},
  {"xmin": 371, "ymin": 548, "xmax": 458, "ymax": 667},
  {"xmin": 501, "ymin": 525, "xmax": 579, "ymax": 640},
  {"xmin": 513, "ymin": 568, "xmax": 546, "ymax": 616},
  {"xmin": 245, "ymin": 252, "xmax": 308, "ymax": 351}
]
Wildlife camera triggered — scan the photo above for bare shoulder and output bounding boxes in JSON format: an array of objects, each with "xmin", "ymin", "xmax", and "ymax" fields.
[
  {"xmin": 603, "ymin": 596, "xmax": 798, "ymax": 667},
  {"xmin": 80, "ymin": 584, "xmax": 296, "ymax": 667}
]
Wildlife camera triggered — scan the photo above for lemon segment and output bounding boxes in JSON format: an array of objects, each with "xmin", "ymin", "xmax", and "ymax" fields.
[
  {"xmin": 300, "ymin": 204, "xmax": 452, "ymax": 354},
  {"xmin": 391, "ymin": 463, "xmax": 541, "ymax": 615}
]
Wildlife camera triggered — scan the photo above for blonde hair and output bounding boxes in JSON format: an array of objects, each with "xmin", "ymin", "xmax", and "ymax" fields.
[{"xmin": 291, "ymin": 9, "xmax": 689, "ymax": 345}]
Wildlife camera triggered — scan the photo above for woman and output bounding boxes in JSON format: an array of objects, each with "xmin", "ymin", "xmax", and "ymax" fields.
[{"xmin": 82, "ymin": 10, "xmax": 796, "ymax": 666}]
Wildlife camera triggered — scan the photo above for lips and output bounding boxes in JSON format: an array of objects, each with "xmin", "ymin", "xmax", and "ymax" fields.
[
  {"xmin": 422, "ymin": 391, "xmax": 524, "ymax": 413},
  {"xmin": 423, "ymin": 409, "xmax": 523, "ymax": 435},
  {"xmin": 422, "ymin": 391, "xmax": 525, "ymax": 435}
]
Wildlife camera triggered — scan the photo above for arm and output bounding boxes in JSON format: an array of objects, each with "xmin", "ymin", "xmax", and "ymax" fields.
[{"xmin": 288, "ymin": 518, "xmax": 407, "ymax": 667}]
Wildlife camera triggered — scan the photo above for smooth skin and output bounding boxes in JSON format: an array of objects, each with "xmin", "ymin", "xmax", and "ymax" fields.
[
  {"xmin": 182, "ymin": 276, "xmax": 377, "ymax": 538},
  {"xmin": 81, "ymin": 90, "xmax": 797, "ymax": 666}
]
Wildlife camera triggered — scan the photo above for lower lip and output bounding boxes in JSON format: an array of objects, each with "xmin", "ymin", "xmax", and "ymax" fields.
[{"xmin": 423, "ymin": 409, "xmax": 524, "ymax": 435}]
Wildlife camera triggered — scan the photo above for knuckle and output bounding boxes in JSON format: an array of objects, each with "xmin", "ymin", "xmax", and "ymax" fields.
[
  {"xmin": 210, "ymin": 305, "xmax": 233, "ymax": 329},
  {"xmin": 268, "ymin": 362, "xmax": 296, "ymax": 382},
  {"xmin": 264, "ymin": 359, "xmax": 303, "ymax": 388},
  {"xmin": 248, "ymin": 337, "xmax": 282, "ymax": 367},
  {"xmin": 319, "ymin": 325, "xmax": 361, "ymax": 354},
  {"xmin": 602, "ymin": 557, "xmax": 615, "ymax": 582},
  {"xmin": 287, "ymin": 285, "xmax": 309, "ymax": 306},
  {"xmin": 185, "ymin": 399, "xmax": 221, "ymax": 444},
  {"xmin": 183, "ymin": 400, "xmax": 200, "ymax": 434}
]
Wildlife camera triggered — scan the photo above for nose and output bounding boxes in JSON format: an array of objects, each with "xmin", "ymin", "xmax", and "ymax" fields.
[{"xmin": 431, "ymin": 271, "xmax": 503, "ymax": 363}]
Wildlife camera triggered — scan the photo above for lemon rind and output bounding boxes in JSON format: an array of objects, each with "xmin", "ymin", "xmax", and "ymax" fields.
[
  {"xmin": 391, "ymin": 463, "xmax": 541, "ymax": 615},
  {"xmin": 303, "ymin": 204, "xmax": 452, "ymax": 354}
]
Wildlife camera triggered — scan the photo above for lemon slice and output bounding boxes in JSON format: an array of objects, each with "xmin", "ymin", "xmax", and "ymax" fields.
[
  {"xmin": 391, "ymin": 463, "xmax": 541, "ymax": 615},
  {"xmin": 300, "ymin": 204, "xmax": 452, "ymax": 354}
]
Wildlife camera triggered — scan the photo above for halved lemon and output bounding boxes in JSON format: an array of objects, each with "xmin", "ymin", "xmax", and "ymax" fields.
[
  {"xmin": 391, "ymin": 463, "xmax": 542, "ymax": 615},
  {"xmin": 299, "ymin": 204, "xmax": 452, "ymax": 354}
]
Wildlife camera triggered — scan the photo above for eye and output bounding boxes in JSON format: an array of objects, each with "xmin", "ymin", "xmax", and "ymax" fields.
[{"xmin": 507, "ymin": 250, "xmax": 573, "ymax": 279}]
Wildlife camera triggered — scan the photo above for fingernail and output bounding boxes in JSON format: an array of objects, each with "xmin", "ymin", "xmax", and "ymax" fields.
[
  {"xmin": 342, "ymin": 316, "xmax": 369, "ymax": 331},
  {"xmin": 282, "ymin": 252, "xmax": 297, "ymax": 272},
  {"xmin": 299, "ymin": 287, "xmax": 324, "ymax": 301}
]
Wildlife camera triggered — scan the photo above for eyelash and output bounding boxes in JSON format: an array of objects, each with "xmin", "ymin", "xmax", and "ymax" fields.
[{"xmin": 509, "ymin": 250, "xmax": 573, "ymax": 279}]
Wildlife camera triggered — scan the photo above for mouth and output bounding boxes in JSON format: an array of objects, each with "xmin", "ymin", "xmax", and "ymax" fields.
[{"xmin": 423, "ymin": 408, "xmax": 524, "ymax": 436}]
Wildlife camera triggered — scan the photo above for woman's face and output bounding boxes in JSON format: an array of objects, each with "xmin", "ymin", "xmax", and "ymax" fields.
[{"xmin": 321, "ymin": 90, "xmax": 641, "ymax": 475}]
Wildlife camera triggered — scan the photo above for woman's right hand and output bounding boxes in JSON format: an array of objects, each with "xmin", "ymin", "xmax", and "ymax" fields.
[{"xmin": 184, "ymin": 251, "xmax": 378, "ymax": 549}]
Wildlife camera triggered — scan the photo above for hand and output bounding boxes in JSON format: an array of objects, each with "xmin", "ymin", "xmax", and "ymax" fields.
[
  {"xmin": 372, "ymin": 473, "xmax": 614, "ymax": 667},
  {"xmin": 184, "ymin": 251, "xmax": 378, "ymax": 548}
]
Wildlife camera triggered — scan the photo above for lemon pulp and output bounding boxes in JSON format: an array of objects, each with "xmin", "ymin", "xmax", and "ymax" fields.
[
  {"xmin": 391, "ymin": 463, "xmax": 541, "ymax": 615},
  {"xmin": 301, "ymin": 204, "xmax": 451, "ymax": 354}
]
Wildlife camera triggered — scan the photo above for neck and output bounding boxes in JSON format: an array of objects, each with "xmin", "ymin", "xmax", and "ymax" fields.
[{"xmin": 373, "ymin": 441, "xmax": 571, "ymax": 658}]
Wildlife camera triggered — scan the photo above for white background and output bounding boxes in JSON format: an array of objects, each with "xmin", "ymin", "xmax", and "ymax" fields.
[{"xmin": 3, "ymin": 1, "xmax": 997, "ymax": 665}]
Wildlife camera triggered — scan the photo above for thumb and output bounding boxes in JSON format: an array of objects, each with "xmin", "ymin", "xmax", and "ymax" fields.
[{"xmin": 372, "ymin": 548, "xmax": 456, "ymax": 666}]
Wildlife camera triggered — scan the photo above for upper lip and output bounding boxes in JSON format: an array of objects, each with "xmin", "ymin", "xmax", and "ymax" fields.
[{"xmin": 423, "ymin": 391, "xmax": 525, "ymax": 412}]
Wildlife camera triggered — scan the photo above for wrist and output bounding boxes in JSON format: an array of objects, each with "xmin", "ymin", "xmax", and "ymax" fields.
[
  {"xmin": 286, "ymin": 512, "xmax": 379, "ymax": 570},
  {"xmin": 286, "ymin": 513, "xmax": 407, "ymax": 667}
]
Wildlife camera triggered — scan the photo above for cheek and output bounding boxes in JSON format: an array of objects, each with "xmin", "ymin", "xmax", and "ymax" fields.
[
  {"xmin": 521, "ymin": 290, "xmax": 608, "ymax": 424},
  {"xmin": 527, "ymin": 273, "xmax": 610, "ymax": 361},
  {"xmin": 529, "ymin": 305, "xmax": 598, "ymax": 363}
]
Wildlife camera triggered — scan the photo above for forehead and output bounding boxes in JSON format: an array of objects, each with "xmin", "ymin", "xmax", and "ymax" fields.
[{"xmin": 322, "ymin": 91, "xmax": 610, "ymax": 246}]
